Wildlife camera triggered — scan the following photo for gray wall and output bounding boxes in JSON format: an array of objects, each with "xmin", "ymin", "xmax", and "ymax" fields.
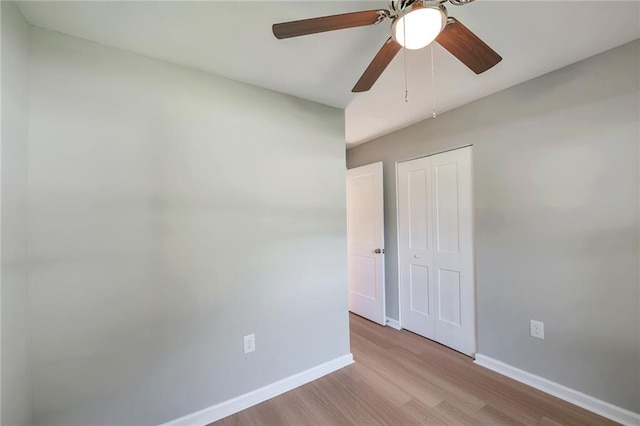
[
  {"xmin": 347, "ymin": 40, "xmax": 640, "ymax": 412},
  {"xmin": 1, "ymin": 2, "xmax": 31, "ymax": 425},
  {"xmin": 28, "ymin": 27, "xmax": 350, "ymax": 425}
]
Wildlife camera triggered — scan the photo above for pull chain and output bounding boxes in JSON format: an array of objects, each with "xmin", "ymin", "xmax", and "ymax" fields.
[
  {"xmin": 430, "ymin": 43, "xmax": 436, "ymax": 119},
  {"xmin": 403, "ymin": 18, "xmax": 408, "ymax": 103}
]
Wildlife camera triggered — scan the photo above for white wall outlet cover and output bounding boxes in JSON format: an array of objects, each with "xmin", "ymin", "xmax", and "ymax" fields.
[
  {"xmin": 244, "ymin": 334, "xmax": 255, "ymax": 354},
  {"xmin": 530, "ymin": 320, "xmax": 544, "ymax": 339}
]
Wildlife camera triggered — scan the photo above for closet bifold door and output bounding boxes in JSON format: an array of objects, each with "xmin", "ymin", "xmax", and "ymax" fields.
[
  {"xmin": 398, "ymin": 156, "xmax": 436, "ymax": 339},
  {"xmin": 429, "ymin": 147, "xmax": 475, "ymax": 356},
  {"xmin": 398, "ymin": 147, "xmax": 476, "ymax": 356}
]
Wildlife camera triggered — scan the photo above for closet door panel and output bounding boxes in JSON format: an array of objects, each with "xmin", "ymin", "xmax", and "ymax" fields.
[
  {"xmin": 431, "ymin": 147, "xmax": 475, "ymax": 356},
  {"xmin": 398, "ymin": 158, "xmax": 435, "ymax": 338}
]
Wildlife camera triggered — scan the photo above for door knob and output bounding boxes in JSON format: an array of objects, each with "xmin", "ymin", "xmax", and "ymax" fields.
[
  {"xmin": 414, "ymin": 254, "xmax": 420, "ymax": 259},
  {"xmin": 374, "ymin": 248, "xmax": 383, "ymax": 254}
]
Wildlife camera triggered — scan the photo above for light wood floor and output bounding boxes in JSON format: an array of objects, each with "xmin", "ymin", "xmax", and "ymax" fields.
[{"xmin": 214, "ymin": 313, "xmax": 616, "ymax": 425}]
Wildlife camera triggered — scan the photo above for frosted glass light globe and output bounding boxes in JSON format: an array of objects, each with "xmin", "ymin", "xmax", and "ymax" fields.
[{"xmin": 392, "ymin": 6, "xmax": 447, "ymax": 50}]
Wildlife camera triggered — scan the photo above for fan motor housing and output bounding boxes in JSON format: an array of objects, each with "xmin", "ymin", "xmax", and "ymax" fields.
[{"xmin": 389, "ymin": 0, "xmax": 451, "ymax": 13}]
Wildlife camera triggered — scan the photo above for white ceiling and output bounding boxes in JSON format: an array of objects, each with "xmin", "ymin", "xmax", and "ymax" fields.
[{"xmin": 18, "ymin": 1, "xmax": 640, "ymax": 146}]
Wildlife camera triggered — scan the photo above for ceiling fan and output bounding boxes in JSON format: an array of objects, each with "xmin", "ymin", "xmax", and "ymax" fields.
[{"xmin": 272, "ymin": 0, "xmax": 502, "ymax": 93}]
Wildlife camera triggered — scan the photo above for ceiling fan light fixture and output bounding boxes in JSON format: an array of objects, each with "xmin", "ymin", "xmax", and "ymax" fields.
[
  {"xmin": 272, "ymin": 2, "xmax": 502, "ymax": 93},
  {"xmin": 391, "ymin": 3, "xmax": 447, "ymax": 50}
]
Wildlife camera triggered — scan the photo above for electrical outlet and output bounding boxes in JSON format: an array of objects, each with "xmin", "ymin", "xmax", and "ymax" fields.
[
  {"xmin": 530, "ymin": 320, "xmax": 544, "ymax": 339},
  {"xmin": 244, "ymin": 334, "xmax": 255, "ymax": 354}
]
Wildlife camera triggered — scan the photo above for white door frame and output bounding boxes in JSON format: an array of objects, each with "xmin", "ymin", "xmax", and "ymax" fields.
[{"xmin": 395, "ymin": 145, "xmax": 477, "ymax": 355}]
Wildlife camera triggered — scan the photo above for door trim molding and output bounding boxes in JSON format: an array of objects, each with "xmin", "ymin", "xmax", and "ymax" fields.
[
  {"xmin": 160, "ymin": 354, "xmax": 354, "ymax": 426},
  {"xmin": 394, "ymin": 160, "xmax": 403, "ymax": 330},
  {"xmin": 396, "ymin": 144, "xmax": 473, "ymax": 165},
  {"xmin": 474, "ymin": 354, "xmax": 640, "ymax": 426}
]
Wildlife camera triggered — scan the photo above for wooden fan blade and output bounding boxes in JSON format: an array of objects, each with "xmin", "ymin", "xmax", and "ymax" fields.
[
  {"xmin": 352, "ymin": 38, "xmax": 402, "ymax": 93},
  {"xmin": 436, "ymin": 17, "xmax": 502, "ymax": 74},
  {"xmin": 273, "ymin": 10, "xmax": 388, "ymax": 39}
]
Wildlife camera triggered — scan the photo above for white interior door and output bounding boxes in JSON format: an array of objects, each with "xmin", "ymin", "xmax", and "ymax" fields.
[
  {"xmin": 347, "ymin": 162, "xmax": 385, "ymax": 325},
  {"xmin": 397, "ymin": 157, "xmax": 435, "ymax": 338},
  {"xmin": 398, "ymin": 147, "xmax": 476, "ymax": 355}
]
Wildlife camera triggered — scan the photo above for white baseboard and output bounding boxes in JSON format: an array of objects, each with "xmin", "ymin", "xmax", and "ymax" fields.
[
  {"xmin": 474, "ymin": 354, "xmax": 640, "ymax": 426},
  {"xmin": 160, "ymin": 353, "xmax": 354, "ymax": 426},
  {"xmin": 385, "ymin": 317, "xmax": 401, "ymax": 330}
]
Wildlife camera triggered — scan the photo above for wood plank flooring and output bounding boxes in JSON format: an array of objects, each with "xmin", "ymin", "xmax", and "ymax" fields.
[{"xmin": 214, "ymin": 313, "xmax": 616, "ymax": 425}]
